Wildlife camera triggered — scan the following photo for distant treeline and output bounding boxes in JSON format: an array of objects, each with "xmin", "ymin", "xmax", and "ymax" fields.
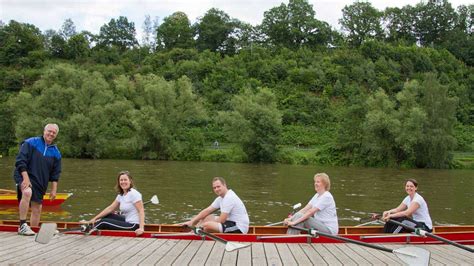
[{"xmin": 0, "ymin": 0, "xmax": 472, "ymax": 168}]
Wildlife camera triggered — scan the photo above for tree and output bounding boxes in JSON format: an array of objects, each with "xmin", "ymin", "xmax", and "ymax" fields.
[
  {"xmin": 383, "ymin": 6, "xmax": 417, "ymax": 44},
  {"xmin": 0, "ymin": 20, "xmax": 44, "ymax": 65},
  {"xmin": 340, "ymin": 1, "xmax": 383, "ymax": 46},
  {"xmin": 195, "ymin": 8, "xmax": 233, "ymax": 53},
  {"xmin": 413, "ymin": 0, "xmax": 457, "ymax": 46},
  {"xmin": 97, "ymin": 16, "xmax": 138, "ymax": 50},
  {"xmin": 412, "ymin": 74, "xmax": 457, "ymax": 168},
  {"xmin": 49, "ymin": 33, "xmax": 67, "ymax": 58},
  {"xmin": 219, "ymin": 88, "xmax": 282, "ymax": 162},
  {"xmin": 260, "ymin": 0, "xmax": 334, "ymax": 48},
  {"xmin": 156, "ymin": 12, "xmax": 195, "ymax": 50},
  {"xmin": 59, "ymin": 18, "xmax": 76, "ymax": 41},
  {"xmin": 142, "ymin": 15, "xmax": 158, "ymax": 49},
  {"xmin": 127, "ymin": 75, "xmax": 207, "ymax": 159},
  {"xmin": 66, "ymin": 33, "xmax": 90, "ymax": 60}
]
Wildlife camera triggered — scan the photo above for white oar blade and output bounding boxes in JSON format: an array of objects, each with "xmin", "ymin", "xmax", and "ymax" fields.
[
  {"xmin": 293, "ymin": 203, "xmax": 302, "ymax": 209},
  {"xmin": 393, "ymin": 246, "xmax": 430, "ymax": 266},
  {"xmin": 225, "ymin": 242, "xmax": 251, "ymax": 252},
  {"xmin": 35, "ymin": 223, "xmax": 57, "ymax": 244},
  {"xmin": 150, "ymin": 195, "xmax": 159, "ymax": 205}
]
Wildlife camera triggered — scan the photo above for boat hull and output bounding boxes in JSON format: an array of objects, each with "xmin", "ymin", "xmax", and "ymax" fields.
[
  {"xmin": 1, "ymin": 220, "xmax": 473, "ymax": 244},
  {"xmin": 0, "ymin": 193, "xmax": 73, "ymax": 206}
]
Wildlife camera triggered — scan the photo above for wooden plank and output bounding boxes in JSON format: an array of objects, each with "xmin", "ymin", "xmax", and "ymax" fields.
[
  {"xmin": 324, "ymin": 244, "xmax": 357, "ymax": 265},
  {"xmin": 9, "ymin": 235, "xmax": 85, "ymax": 264},
  {"xmin": 300, "ymin": 243, "xmax": 328, "ymax": 265},
  {"xmin": 236, "ymin": 242, "xmax": 252, "ymax": 266},
  {"xmin": 275, "ymin": 243, "xmax": 297, "ymax": 265},
  {"xmin": 422, "ymin": 245, "xmax": 466, "ymax": 265},
  {"xmin": 41, "ymin": 235, "xmax": 100, "ymax": 265},
  {"xmin": 139, "ymin": 239, "xmax": 179, "ymax": 265},
  {"xmin": 345, "ymin": 243, "xmax": 399, "ymax": 266},
  {"xmin": 221, "ymin": 247, "xmax": 238, "ymax": 266},
  {"xmin": 204, "ymin": 241, "xmax": 225, "ymax": 266},
  {"xmin": 172, "ymin": 239, "xmax": 203, "ymax": 265},
  {"xmin": 156, "ymin": 240, "xmax": 191, "ymax": 265},
  {"xmin": 286, "ymin": 243, "xmax": 312, "ymax": 265},
  {"xmin": 1, "ymin": 234, "xmax": 79, "ymax": 263},
  {"xmin": 312, "ymin": 245, "xmax": 342, "ymax": 265},
  {"xmin": 251, "ymin": 242, "xmax": 267, "ymax": 266},
  {"xmin": 78, "ymin": 237, "xmax": 134, "ymax": 265},
  {"xmin": 121, "ymin": 238, "xmax": 167, "ymax": 265},
  {"xmin": 189, "ymin": 241, "xmax": 215, "ymax": 266},
  {"xmin": 335, "ymin": 244, "xmax": 371, "ymax": 265},
  {"xmin": 0, "ymin": 236, "xmax": 37, "ymax": 259},
  {"xmin": 51, "ymin": 235, "xmax": 117, "ymax": 265},
  {"xmin": 104, "ymin": 237, "xmax": 155, "ymax": 265},
  {"xmin": 263, "ymin": 243, "xmax": 282, "ymax": 266},
  {"xmin": 432, "ymin": 244, "xmax": 474, "ymax": 261}
]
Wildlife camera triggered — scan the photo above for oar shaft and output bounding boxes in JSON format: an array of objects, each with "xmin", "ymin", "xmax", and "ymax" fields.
[
  {"xmin": 186, "ymin": 225, "xmax": 228, "ymax": 245},
  {"xmin": 289, "ymin": 226, "xmax": 393, "ymax": 253},
  {"xmin": 388, "ymin": 219, "xmax": 474, "ymax": 253}
]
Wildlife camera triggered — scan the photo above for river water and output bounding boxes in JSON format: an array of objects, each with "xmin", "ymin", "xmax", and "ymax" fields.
[{"xmin": 0, "ymin": 158, "xmax": 472, "ymax": 226}]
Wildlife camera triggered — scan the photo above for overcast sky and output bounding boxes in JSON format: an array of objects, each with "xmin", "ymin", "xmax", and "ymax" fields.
[{"xmin": 0, "ymin": 0, "xmax": 471, "ymax": 42}]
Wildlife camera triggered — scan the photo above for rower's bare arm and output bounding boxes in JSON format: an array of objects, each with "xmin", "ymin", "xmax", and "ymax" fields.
[
  {"xmin": 218, "ymin": 212, "xmax": 229, "ymax": 223},
  {"xmin": 185, "ymin": 206, "xmax": 217, "ymax": 226}
]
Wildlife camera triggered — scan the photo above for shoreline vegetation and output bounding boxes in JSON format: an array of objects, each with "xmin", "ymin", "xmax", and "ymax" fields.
[{"xmin": 1, "ymin": 0, "xmax": 473, "ymax": 169}]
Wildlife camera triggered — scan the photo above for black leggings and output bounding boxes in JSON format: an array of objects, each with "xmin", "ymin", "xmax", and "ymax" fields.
[
  {"xmin": 92, "ymin": 213, "xmax": 139, "ymax": 231},
  {"xmin": 384, "ymin": 216, "xmax": 432, "ymax": 233}
]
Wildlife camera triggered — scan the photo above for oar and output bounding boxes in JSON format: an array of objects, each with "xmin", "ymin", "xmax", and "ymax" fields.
[
  {"xmin": 186, "ymin": 225, "xmax": 250, "ymax": 252},
  {"xmin": 36, "ymin": 223, "xmax": 93, "ymax": 244},
  {"xmin": 388, "ymin": 219, "xmax": 474, "ymax": 253},
  {"xmin": 265, "ymin": 202, "xmax": 302, "ymax": 226},
  {"xmin": 144, "ymin": 195, "xmax": 159, "ymax": 205},
  {"xmin": 289, "ymin": 226, "xmax": 430, "ymax": 266}
]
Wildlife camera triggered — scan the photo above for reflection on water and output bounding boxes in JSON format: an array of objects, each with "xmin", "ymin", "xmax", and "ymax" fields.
[
  {"xmin": 0, "ymin": 158, "xmax": 473, "ymax": 226},
  {"xmin": 0, "ymin": 205, "xmax": 71, "ymax": 220}
]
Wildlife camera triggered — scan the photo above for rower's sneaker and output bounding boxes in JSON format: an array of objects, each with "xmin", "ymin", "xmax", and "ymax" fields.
[{"xmin": 18, "ymin": 223, "xmax": 35, "ymax": 236}]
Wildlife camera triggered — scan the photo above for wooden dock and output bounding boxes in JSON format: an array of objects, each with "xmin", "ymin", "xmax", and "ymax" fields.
[{"xmin": 1, "ymin": 232, "xmax": 473, "ymax": 265}]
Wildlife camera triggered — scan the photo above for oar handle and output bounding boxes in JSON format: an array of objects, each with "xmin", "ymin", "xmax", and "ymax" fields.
[
  {"xmin": 388, "ymin": 219, "xmax": 474, "ymax": 253},
  {"xmin": 185, "ymin": 225, "xmax": 228, "ymax": 245},
  {"xmin": 289, "ymin": 226, "xmax": 393, "ymax": 253}
]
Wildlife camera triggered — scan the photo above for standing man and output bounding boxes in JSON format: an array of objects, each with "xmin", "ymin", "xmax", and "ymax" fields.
[
  {"xmin": 182, "ymin": 177, "xmax": 249, "ymax": 234},
  {"xmin": 13, "ymin": 123, "xmax": 62, "ymax": 235}
]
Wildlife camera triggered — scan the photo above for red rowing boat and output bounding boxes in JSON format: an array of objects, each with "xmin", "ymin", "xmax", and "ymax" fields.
[{"xmin": 1, "ymin": 220, "xmax": 473, "ymax": 245}]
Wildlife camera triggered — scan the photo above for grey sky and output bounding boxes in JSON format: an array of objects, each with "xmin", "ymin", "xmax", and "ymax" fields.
[{"xmin": 0, "ymin": 0, "xmax": 470, "ymax": 42}]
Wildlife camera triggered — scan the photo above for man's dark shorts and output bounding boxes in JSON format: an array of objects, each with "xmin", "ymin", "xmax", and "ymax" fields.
[
  {"xmin": 17, "ymin": 184, "xmax": 44, "ymax": 204},
  {"xmin": 221, "ymin": 221, "xmax": 242, "ymax": 233}
]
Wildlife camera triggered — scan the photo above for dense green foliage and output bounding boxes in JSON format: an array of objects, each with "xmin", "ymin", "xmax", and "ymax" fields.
[{"xmin": 1, "ymin": 0, "xmax": 472, "ymax": 168}]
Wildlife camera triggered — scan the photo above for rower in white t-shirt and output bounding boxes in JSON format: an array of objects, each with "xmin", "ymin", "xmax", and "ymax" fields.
[
  {"xmin": 285, "ymin": 173, "xmax": 339, "ymax": 235},
  {"xmin": 382, "ymin": 179, "xmax": 433, "ymax": 233},
  {"xmin": 181, "ymin": 177, "xmax": 250, "ymax": 233}
]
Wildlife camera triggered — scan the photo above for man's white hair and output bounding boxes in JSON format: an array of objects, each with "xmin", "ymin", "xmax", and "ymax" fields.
[{"xmin": 44, "ymin": 123, "xmax": 59, "ymax": 133}]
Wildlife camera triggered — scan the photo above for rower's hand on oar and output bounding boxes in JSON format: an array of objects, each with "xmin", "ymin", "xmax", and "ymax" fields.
[
  {"xmin": 371, "ymin": 213, "xmax": 381, "ymax": 220},
  {"xmin": 180, "ymin": 220, "xmax": 193, "ymax": 227},
  {"xmin": 80, "ymin": 219, "xmax": 95, "ymax": 225},
  {"xmin": 283, "ymin": 218, "xmax": 294, "ymax": 226}
]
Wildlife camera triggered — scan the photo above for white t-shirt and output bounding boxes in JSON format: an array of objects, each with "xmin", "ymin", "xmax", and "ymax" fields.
[
  {"xmin": 211, "ymin": 189, "xmax": 250, "ymax": 233},
  {"xmin": 402, "ymin": 193, "xmax": 432, "ymax": 229},
  {"xmin": 115, "ymin": 188, "xmax": 142, "ymax": 224},
  {"xmin": 309, "ymin": 191, "xmax": 339, "ymax": 235}
]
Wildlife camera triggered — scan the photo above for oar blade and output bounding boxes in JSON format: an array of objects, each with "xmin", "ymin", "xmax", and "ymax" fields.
[
  {"xmin": 35, "ymin": 223, "xmax": 57, "ymax": 244},
  {"xmin": 150, "ymin": 195, "xmax": 159, "ymax": 205},
  {"xmin": 225, "ymin": 242, "xmax": 251, "ymax": 252},
  {"xmin": 393, "ymin": 246, "xmax": 430, "ymax": 266}
]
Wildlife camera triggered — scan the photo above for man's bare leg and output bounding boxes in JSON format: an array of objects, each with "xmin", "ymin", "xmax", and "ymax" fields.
[
  {"xmin": 19, "ymin": 187, "xmax": 32, "ymax": 221},
  {"xmin": 30, "ymin": 202, "xmax": 42, "ymax": 227}
]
